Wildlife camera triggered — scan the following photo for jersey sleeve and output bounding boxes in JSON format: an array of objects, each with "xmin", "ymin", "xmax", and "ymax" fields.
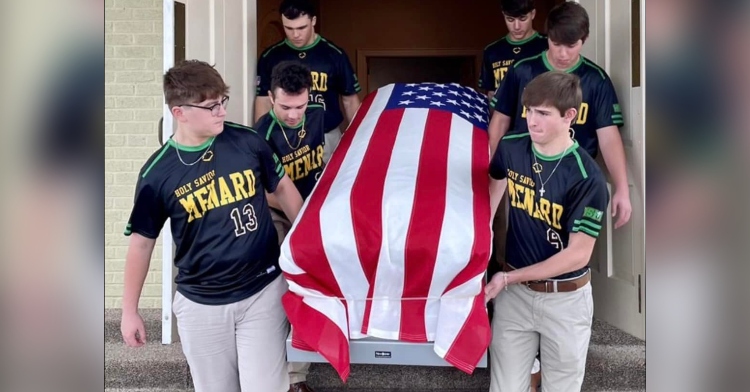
[
  {"xmin": 124, "ymin": 176, "xmax": 167, "ymax": 239},
  {"xmin": 335, "ymin": 52, "xmax": 361, "ymax": 96},
  {"xmin": 565, "ymin": 176, "xmax": 610, "ymax": 238},
  {"xmin": 479, "ymin": 48, "xmax": 494, "ymax": 92},
  {"xmin": 490, "ymin": 64, "xmax": 519, "ymax": 115},
  {"xmin": 255, "ymin": 53, "xmax": 272, "ymax": 97},
  {"xmin": 594, "ymin": 76, "xmax": 624, "ymax": 129},
  {"xmin": 489, "ymin": 139, "xmax": 509, "ymax": 180},
  {"xmin": 257, "ymin": 137, "xmax": 286, "ymax": 193}
]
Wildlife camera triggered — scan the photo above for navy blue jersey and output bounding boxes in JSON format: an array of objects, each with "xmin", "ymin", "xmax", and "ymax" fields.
[
  {"xmin": 256, "ymin": 36, "xmax": 361, "ymax": 133},
  {"xmin": 490, "ymin": 51, "xmax": 624, "ymax": 157},
  {"xmin": 489, "ymin": 133, "xmax": 609, "ymax": 280},
  {"xmin": 256, "ymin": 104, "xmax": 326, "ymax": 200},
  {"xmin": 124, "ymin": 122, "xmax": 286, "ymax": 305},
  {"xmin": 479, "ymin": 32, "xmax": 548, "ymax": 91}
]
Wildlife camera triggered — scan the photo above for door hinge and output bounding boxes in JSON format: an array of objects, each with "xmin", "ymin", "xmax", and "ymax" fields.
[{"xmin": 637, "ymin": 274, "xmax": 642, "ymax": 313}]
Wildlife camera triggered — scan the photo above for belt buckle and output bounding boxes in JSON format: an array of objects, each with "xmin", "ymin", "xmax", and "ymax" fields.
[{"xmin": 545, "ymin": 281, "xmax": 553, "ymax": 293}]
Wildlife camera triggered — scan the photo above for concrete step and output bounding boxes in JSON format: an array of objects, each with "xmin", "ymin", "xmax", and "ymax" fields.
[
  {"xmin": 106, "ymin": 309, "xmax": 644, "ymax": 390},
  {"xmin": 106, "ymin": 389, "xmax": 644, "ymax": 392},
  {"xmin": 105, "ymin": 341, "xmax": 643, "ymax": 390},
  {"xmin": 105, "ymin": 309, "xmax": 645, "ymax": 347}
]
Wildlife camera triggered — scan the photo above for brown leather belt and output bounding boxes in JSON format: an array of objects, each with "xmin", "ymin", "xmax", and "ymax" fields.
[{"xmin": 502, "ymin": 263, "xmax": 590, "ymax": 293}]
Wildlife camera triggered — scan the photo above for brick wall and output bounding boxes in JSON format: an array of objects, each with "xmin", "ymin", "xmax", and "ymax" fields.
[{"xmin": 105, "ymin": 0, "xmax": 163, "ymax": 308}]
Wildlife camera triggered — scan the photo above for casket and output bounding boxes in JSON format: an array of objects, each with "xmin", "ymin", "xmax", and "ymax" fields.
[{"xmin": 279, "ymin": 82, "xmax": 492, "ymax": 381}]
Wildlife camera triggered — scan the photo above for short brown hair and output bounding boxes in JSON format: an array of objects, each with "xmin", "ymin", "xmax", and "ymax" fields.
[
  {"xmin": 163, "ymin": 60, "xmax": 229, "ymax": 108},
  {"xmin": 522, "ymin": 71, "xmax": 582, "ymax": 117},
  {"xmin": 546, "ymin": 2, "xmax": 589, "ymax": 45}
]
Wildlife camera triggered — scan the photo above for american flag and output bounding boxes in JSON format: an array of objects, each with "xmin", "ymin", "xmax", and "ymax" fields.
[{"xmin": 279, "ymin": 82, "xmax": 492, "ymax": 381}]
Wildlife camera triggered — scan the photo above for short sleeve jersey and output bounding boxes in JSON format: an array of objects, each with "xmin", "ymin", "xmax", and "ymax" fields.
[
  {"xmin": 255, "ymin": 104, "xmax": 326, "ymax": 200},
  {"xmin": 490, "ymin": 51, "xmax": 625, "ymax": 158},
  {"xmin": 489, "ymin": 133, "xmax": 609, "ymax": 279},
  {"xmin": 256, "ymin": 36, "xmax": 361, "ymax": 132},
  {"xmin": 479, "ymin": 32, "xmax": 548, "ymax": 91},
  {"xmin": 124, "ymin": 122, "xmax": 287, "ymax": 305}
]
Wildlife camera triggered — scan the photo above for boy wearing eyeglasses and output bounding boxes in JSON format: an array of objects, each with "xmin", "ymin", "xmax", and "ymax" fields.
[{"xmin": 120, "ymin": 60, "xmax": 303, "ymax": 392}]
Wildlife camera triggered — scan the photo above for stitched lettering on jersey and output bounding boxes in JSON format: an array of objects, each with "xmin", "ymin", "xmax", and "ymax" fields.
[
  {"xmin": 492, "ymin": 59, "xmax": 515, "ymax": 88},
  {"xmin": 280, "ymin": 144, "xmax": 325, "ymax": 181},
  {"xmin": 175, "ymin": 169, "xmax": 259, "ymax": 223},
  {"xmin": 506, "ymin": 169, "xmax": 564, "ymax": 230}
]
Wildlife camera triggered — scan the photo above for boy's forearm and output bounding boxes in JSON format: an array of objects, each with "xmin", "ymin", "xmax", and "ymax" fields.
[{"xmin": 122, "ymin": 236, "xmax": 155, "ymax": 314}]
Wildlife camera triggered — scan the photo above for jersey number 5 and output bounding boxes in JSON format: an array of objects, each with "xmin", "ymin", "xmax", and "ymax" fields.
[{"xmin": 231, "ymin": 203, "xmax": 259, "ymax": 237}]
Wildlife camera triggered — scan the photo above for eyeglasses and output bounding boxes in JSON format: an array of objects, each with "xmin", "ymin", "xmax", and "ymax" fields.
[{"xmin": 181, "ymin": 96, "xmax": 229, "ymax": 116}]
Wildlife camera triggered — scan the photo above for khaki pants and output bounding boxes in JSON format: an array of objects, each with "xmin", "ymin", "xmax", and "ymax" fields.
[
  {"xmin": 489, "ymin": 281, "xmax": 594, "ymax": 392},
  {"xmin": 173, "ymin": 276, "xmax": 290, "ymax": 392},
  {"xmin": 323, "ymin": 127, "xmax": 342, "ymax": 164},
  {"xmin": 271, "ymin": 209, "xmax": 310, "ymax": 384}
]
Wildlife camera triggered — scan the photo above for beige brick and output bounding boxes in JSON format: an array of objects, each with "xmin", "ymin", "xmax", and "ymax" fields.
[
  {"xmin": 134, "ymin": 34, "xmax": 162, "ymax": 46},
  {"xmin": 116, "ymin": 71, "xmax": 155, "ymax": 83},
  {"xmin": 104, "ymin": 197, "xmax": 114, "ymax": 209},
  {"xmin": 105, "ymin": 297, "xmax": 122, "ymax": 308},
  {"xmin": 136, "ymin": 84, "xmax": 164, "ymax": 96},
  {"xmin": 145, "ymin": 59, "xmax": 163, "ymax": 69},
  {"xmin": 105, "ymin": 147, "xmax": 116, "ymax": 160},
  {"xmin": 115, "ymin": 172, "xmax": 139, "ymax": 184},
  {"xmin": 106, "ymin": 33, "xmax": 133, "ymax": 45},
  {"xmin": 105, "ymin": 97, "xmax": 116, "ymax": 109},
  {"xmin": 108, "ymin": 185, "xmax": 139, "ymax": 197},
  {"xmin": 138, "ymin": 297, "xmax": 160, "ymax": 309},
  {"xmin": 105, "ymin": 173, "xmax": 115, "ymax": 185},
  {"xmin": 116, "ymin": 96, "xmax": 154, "ymax": 108},
  {"xmin": 114, "ymin": 246, "xmax": 130, "ymax": 259},
  {"xmin": 105, "ymin": 245, "xmax": 115, "ymax": 259},
  {"xmin": 106, "ymin": 71, "xmax": 116, "ymax": 83},
  {"xmin": 141, "ymin": 284, "xmax": 162, "ymax": 298},
  {"xmin": 105, "ymin": 58, "xmax": 125, "ymax": 70},
  {"xmin": 114, "ymin": 197, "xmax": 135, "ymax": 209},
  {"xmin": 105, "ymin": 259, "xmax": 125, "ymax": 271},
  {"xmin": 106, "ymin": 135, "xmax": 126, "ymax": 146},
  {"xmin": 105, "ymin": 123, "xmax": 114, "ymax": 133},
  {"xmin": 106, "ymin": 109, "xmax": 134, "ymax": 121},
  {"xmin": 127, "ymin": 134, "xmax": 151, "ymax": 147},
  {"xmin": 113, "ymin": 21, "xmax": 154, "ymax": 33},
  {"xmin": 105, "ymin": 0, "xmax": 114, "ymax": 8},
  {"xmin": 106, "ymin": 160, "xmax": 133, "ymax": 171},
  {"xmin": 106, "ymin": 22, "xmax": 114, "ymax": 33},
  {"xmin": 115, "ymin": 147, "xmax": 161, "ymax": 159},
  {"xmin": 106, "ymin": 84, "xmax": 135, "ymax": 96},
  {"xmin": 114, "ymin": 122, "xmax": 156, "ymax": 134},
  {"xmin": 125, "ymin": 59, "xmax": 147, "ymax": 70},
  {"xmin": 115, "ymin": 0, "xmax": 157, "ymax": 8},
  {"xmin": 105, "ymin": 8, "xmax": 133, "ymax": 20},
  {"xmin": 114, "ymin": 46, "xmax": 154, "ymax": 58},
  {"xmin": 132, "ymin": 9, "xmax": 162, "ymax": 21},
  {"xmin": 134, "ymin": 109, "xmax": 163, "ymax": 121},
  {"xmin": 106, "ymin": 284, "xmax": 123, "ymax": 297},
  {"xmin": 147, "ymin": 271, "xmax": 163, "ymax": 283}
]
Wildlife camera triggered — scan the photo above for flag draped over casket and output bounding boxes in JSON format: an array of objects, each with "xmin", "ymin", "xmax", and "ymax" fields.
[{"xmin": 279, "ymin": 82, "xmax": 492, "ymax": 381}]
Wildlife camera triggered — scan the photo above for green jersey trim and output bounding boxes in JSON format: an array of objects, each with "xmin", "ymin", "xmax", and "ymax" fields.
[
  {"xmin": 502, "ymin": 132, "xmax": 530, "ymax": 140},
  {"xmin": 542, "ymin": 51, "xmax": 584, "ymax": 73},
  {"xmin": 582, "ymin": 58, "xmax": 607, "ymax": 79},
  {"xmin": 320, "ymin": 37, "xmax": 343, "ymax": 54},
  {"xmin": 261, "ymin": 41, "xmax": 286, "ymax": 58},
  {"xmin": 571, "ymin": 149, "xmax": 589, "ymax": 179},
  {"xmin": 531, "ymin": 140, "xmax": 580, "ymax": 161},
  {"xmin": 284, "ymin": 35, "xmax": 322, "ymax": 51},
  {"xmin": 513, "ymin": 53, "xmax": 543, "ymax": 68},
  {"xmin": 507, "ymin": 31, "xmax": 541, "ymax": 45},
  {"xmin": 167, "ymin": 136, "xmax": 215, "ymax": 152},
  {"xmin": 141, "ymin": 143, "xmax": 171, "ymax": 178}
]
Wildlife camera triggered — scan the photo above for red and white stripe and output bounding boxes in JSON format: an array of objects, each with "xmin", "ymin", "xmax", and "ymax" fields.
[{"xmin": 280, "ymin": 84, "xmax": 492, "ymax": 381}]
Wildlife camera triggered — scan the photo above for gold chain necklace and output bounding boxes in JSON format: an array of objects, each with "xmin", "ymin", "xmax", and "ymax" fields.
[{"xmin": 276, "ymin": 117, "xmax": 306, "ymax": 150}]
